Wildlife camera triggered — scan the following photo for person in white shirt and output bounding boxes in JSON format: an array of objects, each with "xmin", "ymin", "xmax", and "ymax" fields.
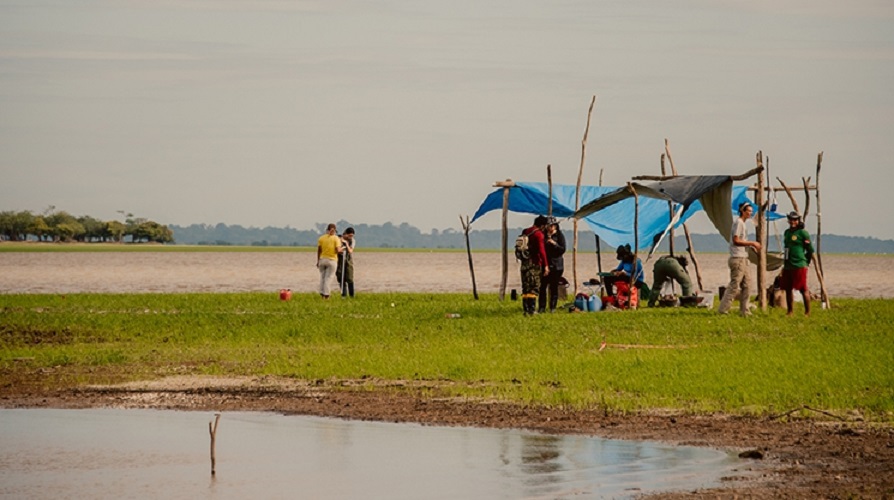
[{"xmin": 717, "ymin": 203, "xmax": 762, "ymax": 316}]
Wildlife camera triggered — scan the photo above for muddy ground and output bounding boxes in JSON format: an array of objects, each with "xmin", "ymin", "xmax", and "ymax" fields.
[{"xmin": 2, "ymin": 375, "xmax": 892, "ymax": 499}]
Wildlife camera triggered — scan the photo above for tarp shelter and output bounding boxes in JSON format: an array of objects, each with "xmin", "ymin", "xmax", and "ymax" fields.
[
  {"xmin": 471, "ymin": 181, "xmax": 777, "ymax": 251},
  {"xmin": 571, "ymin": 175, "xmax": 783, "ymax": 269}
]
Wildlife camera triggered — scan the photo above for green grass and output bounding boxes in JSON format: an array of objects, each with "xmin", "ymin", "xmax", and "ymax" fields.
[{"xmin": 1, "ymin": 292, "xmax": 892, "ymax": 420}]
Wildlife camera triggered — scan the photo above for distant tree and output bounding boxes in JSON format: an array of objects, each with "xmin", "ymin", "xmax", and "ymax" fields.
[
  {"xmin": 46, "ymin": 211, "xmax": 84, "ymax": 242},
  {"xmin": 29, "ymin": 216, "xmax": 51, "ymax": 241},
  {"xmin": 0, "ymin": 210, "xmax": 35, "ymax": 241},
  {"xmin": 132, "ymin": 221, "xmax": 173, "ymax": 243},
  {"xmin": 104, "ymin": 220, "xmax": 126, "ymax": 243},
  {"xmin": 76, "ymin": 215, "xmax": 105, "ymax": 242}
]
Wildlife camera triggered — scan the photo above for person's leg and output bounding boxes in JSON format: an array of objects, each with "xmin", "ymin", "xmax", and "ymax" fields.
[
  {"xmin": 348, "ymin": 281, "xmax": 355, "ymax": 298},
  {"xmin": 649, "ymin": 262, "xmax": 668, "ymax": 307},
  {"xmin": 319, "ymin": 260, "xmax": 336, "ymax": 298},
  {"xmin": 538, "ymin": 273, "xmax": 548, "ymax": 313},
  {"xmin": 738, "ymin": 260, "xmax": 753, "ymax": 315},
  {"xmin": 717, "ymin": 258, "xmax": 742, "ymax": 314},
  {"xmin": 548, "ymin": 269, "xmax": 562, "ymax": 312},
  {"xmin": 785, "ymin": 289, "xmax": 794, "ymax": 315}
]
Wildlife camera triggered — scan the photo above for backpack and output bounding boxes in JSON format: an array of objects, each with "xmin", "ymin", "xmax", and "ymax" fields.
[{"xmin": 514, "ymin": 232, "xmax": 530, "ymax": 261}]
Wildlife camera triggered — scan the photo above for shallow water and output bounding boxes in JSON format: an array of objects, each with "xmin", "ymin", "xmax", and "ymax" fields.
[
  {"xmin": 0, "ymin": 409, "xmax": 738, "ymax": 500},
  {"xmin": 0, "ymin": 251, "xmax": 890, "ymax": 297}
]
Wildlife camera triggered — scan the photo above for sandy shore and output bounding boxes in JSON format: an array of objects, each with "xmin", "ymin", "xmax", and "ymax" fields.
[{"xmin": 2, "ymin": 251, "xmax": 892, "ymax": 298}]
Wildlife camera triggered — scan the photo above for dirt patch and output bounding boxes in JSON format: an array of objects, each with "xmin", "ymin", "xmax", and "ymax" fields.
[{"xmin": 2, "ymin": 375, "xmax": 892, "ymax": 499}]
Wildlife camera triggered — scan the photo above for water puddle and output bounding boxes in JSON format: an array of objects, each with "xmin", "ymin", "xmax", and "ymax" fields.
[{"xmin": 0, "ymin": 409, "xmax": 739, "ymax": 499}]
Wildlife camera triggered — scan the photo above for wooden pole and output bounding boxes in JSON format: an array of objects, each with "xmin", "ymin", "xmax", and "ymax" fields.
[
  {"xmin": 573, "ymin": 96, "xmax": 596, "ymax": 294},
  {"xmin": 664, "ymin": 139, "xmax": 704, "ymax": 291},
  {"xmin": 660, "ymin": 153, "xmax": 674, "ymax": 256},
  {"xmin": 547, "ymin": 164, "xmax": 553, "ymax": 217},
  {"xmin": 628, "ymin": 182, "xmax": 640, "ymax": 309},
  {"xmin": 776, "ymin": 177, "xmax": 801, "ymax": 215},
  {"xmin": 815, "ymin": 152, "xmax": 826, "ymax": 280},
  {"xmin": 755, "ymin": 151, "xmax": 767, "ymax": 311},
  {"xmin": 209, "ymin": 413, "xmax": 220, "ymax": 477},
  {"xmin": 595, "ymin": 167, "xmax": 604, "ymax": 294},
  {"xmin": 801, "ymin": 176, "xmax": 812, "ymax": 220},
  {"xmin": 459, "ymin": 215, "xmax": 479, "ymax": 300},
  {"xmin": 500, "ymin": 183, "xmax": 510, "ymax": 301}
]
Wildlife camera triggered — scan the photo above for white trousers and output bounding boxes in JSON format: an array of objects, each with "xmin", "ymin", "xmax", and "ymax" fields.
[{"xmin": 318, "ymin": 259, "xmax": 337, "ymax": 297}]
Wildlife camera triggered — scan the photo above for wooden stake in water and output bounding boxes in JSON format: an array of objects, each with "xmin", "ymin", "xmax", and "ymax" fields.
[{"xmin": 209, "ymin": 413, "xmax": 220, "ymax": 476}]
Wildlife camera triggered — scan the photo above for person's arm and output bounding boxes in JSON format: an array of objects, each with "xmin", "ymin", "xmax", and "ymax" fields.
[
  {"xmin": 554, "ymin": 231, "xmax": 566, "ymax": 255},
  {"xmin": 316, "ymin": 243, "xmax": 322, "ymax": 266},
  {"xmin": 732, "ymin": 220, "xmax": 761, "ymax": 251}
]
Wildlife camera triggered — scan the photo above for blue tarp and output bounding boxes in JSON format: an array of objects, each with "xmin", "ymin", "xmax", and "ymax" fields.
[{"xmin": 471, "ymin": 182, "xmax": 778, "ymax": 250}]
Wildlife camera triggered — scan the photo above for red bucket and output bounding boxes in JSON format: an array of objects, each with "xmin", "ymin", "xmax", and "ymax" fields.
[{"xmin": 279, "ymin": 289, "xmax": 292, "ymax": 301}]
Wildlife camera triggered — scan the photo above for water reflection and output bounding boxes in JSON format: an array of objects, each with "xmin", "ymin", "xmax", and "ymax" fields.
[{"xmin": 0, "ymin": 409, "xmax": 737, "ymax": 499}]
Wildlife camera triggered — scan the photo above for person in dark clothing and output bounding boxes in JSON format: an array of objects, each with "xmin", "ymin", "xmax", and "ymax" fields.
[
  {"xmin": 648, "ymin": 255, "xmax": 693, "ymax": 307},
  {"xmin": 336, "ymin": 227, "xmax": 355, "ymax": 297},
  {"xmin": 538, "ymin": 217, "xmax": 566, "ymax": 313},
  {"xmin": 520, "ymin": 215, "xmax": 549, "ymax": 316}
]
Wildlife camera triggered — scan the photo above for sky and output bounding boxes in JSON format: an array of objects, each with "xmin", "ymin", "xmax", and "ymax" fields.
[{"xmin": 2, "ymin": 0, "xmax": 893, "ymax": 239}]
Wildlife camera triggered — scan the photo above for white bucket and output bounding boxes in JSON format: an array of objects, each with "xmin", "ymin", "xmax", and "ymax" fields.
[{"xmin": 697, "ymin": 291, "xmax": 715, "ymax": 309}]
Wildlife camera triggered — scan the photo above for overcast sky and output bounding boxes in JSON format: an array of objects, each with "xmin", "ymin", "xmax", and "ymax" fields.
[{"xmin": 2, "ymin": 0, "xmax": 893, "ymax": 239}]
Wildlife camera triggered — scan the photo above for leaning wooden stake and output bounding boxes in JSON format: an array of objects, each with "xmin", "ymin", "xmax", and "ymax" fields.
[
  {"xmin": 209, "ymin": 413, "xmax": 220, "ymax": 477},
  {"xmin": 459, "ymin": 215, "xmax": 479, "ymax": 300},
  {"xmin": 814, "ymin": 152, "xmax": 829, "ymax": 308},
  {"xmin": 628, "ymin": 182, "xmax": 640, "ymax": 309},
  {"xmin": 573, "ymin": 95, "xmax": 596, "ymax": 293},
  {"xmin": 664, "ymin": 139, "xmax": 704, "ymax": 290},
  {"xmin": 547, "ymin": 164, "xmax": 553, "ymax": 217}
]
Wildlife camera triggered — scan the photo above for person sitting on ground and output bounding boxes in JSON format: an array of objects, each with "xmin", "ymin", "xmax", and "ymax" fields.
[
  {"xmin": 602, "ymin": 245, "xmax": 648, "ymax": 295},
  {"xmin": 602, "ymin": 244, "xmax": 647, "ymax": 297},
  {"xmin": 648, "ymin": 255, "xmax": 694, "ymax": 307}
]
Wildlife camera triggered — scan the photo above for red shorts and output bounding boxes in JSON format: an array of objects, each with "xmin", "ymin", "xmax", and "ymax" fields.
[{"xmin": 780, "ymin": 267, "xmax": 809, "ymax": 292}]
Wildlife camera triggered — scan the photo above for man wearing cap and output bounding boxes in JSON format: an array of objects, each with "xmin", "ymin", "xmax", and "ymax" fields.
[
  {"xmin": 781, "ymin": 211, "xmax": 814, "ymax": 316},
  {"xmin": 520, "ymin": 215, "xmax": 549, "ymax": 315},
  {"xmin": 718, "ymin": 202, "xmax": 762, "ymax": 315}
]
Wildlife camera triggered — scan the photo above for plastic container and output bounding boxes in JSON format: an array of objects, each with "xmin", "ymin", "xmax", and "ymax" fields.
[
  {"xmin": 697, "ymin": 291, "xmax": 714, "ymax": 309},
  {"xmin": 574, "ymin": 294, "xmax": 589, "ymax": 312},
  {"xmin": 279, "ymin": 288, "xmax": 292, "ymax": 301},
  {"xmin": 587, "ymin": 294, "xmax": 602, "ymax": 312}
]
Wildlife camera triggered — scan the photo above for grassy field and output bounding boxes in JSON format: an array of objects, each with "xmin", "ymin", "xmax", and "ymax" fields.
[{"xmin": 2, "ymin": 292, "xmax": 892, "ymax": 420}]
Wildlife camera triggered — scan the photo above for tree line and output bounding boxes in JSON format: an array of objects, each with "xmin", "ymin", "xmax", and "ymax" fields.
[
  {"xmin": 0, "ymin": 209, "xmax": 173, "ymax": 243},
  {"xmin": 170, "ymin": 220, "xmax": 894, "ymax": 254}
]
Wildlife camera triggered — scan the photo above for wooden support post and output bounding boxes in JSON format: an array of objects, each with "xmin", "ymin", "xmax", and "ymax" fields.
[
  {"xmin": 815, "ymin": 153, "xmax": 826, "ymax": 280},
  {"xmin": 628, "ymin": 182, "xmax": 640, "ymax": 309},
  {"xmin": 801, "ymin": 176, "xmax": 812, "ymax": 220},
  {"xmin": 776, "ymin": 177, "xmax": 801, "ymax": 215},
  {"xmin": 664, "ymin": 139, "xmax": 704, "ymax": 291},
  {"xmin": 209, "ymin": 413, "xmax": 220, "ymax": 477},
  {"xmin": 493, "ymin": 179, "xmax": 515, "ymax": 301},
  {"xmin": 500, "ymin": 185, "xmax": 510, "ymax": 301},
  {"xmin": 547, "ymin": 164, "xmax": 553, "ymax": 217},
  {"xmin": 459, "ymin": 215, "xmax": 478, "ymax": 300},
  {"xmin": 660, "ymin": 153, "xmax": 674, "ymax": 256},
  {"xmin": 755, "ymin": 151, "xmax": 767, "ymax": 311},
  {"xmin": 573, "ymin": 96, "xmax": 596, "ymax": 294}
]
